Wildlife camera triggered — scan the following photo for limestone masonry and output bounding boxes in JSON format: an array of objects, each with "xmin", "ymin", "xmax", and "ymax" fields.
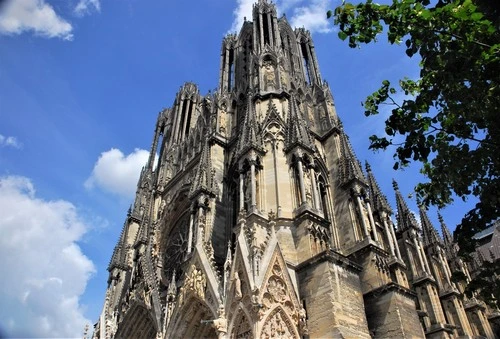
[{"xmin": 94, "ymin": 1, "xmax": 499, "ymax": 337}]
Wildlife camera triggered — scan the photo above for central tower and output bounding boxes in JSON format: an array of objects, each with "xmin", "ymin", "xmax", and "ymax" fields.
[{"xmin": 94, "ymin": 1, "xmax": 496, "ymax": 338}]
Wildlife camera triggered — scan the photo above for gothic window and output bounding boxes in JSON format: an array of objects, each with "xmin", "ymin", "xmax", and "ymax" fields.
[
  {"xmin": 263, "ymin": 13, "xmax": 270, "ymax": 45},
  {"xmin": 163, "ymin": 213, "xmax": 190, "ymax": 281},
  {"xmin": 228, "ymin": 48, "xmax": 235, "ymax": 91},
  {"xmin": 300, "ymin": 42, "xmax": 311, "ymax": 84}
]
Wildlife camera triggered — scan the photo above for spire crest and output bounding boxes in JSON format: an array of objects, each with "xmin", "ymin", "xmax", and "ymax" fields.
[
  {"xmin": 338, "ymin": 130, "xmax": 365, "ymax": 186},
  {"xmin": 393, "ymin": 180, "xmax": 419, "ymax": 231},
  {"xmin": 419, "ymin": 206, "xmax": 442, "ymax": 246},
  {"xmin": 365, "ymin": 161, "xmax": 392, "ymax": 213},
  {"xmin": 438, "ymin": 212, "xmax": 454, "ymax": 246}
]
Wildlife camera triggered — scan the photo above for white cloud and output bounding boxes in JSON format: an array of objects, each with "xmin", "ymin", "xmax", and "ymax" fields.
[
  {"xmin": 288, "ymin": 0, "xmax": 333, "ymax": 34},
  {"xmin": 228, "ymin": 0, "xmax": 254, "ymax": 33},
  {"xmin": 0, "ymin": 0, "xmax": 73, "ymax": 40},
  {"xmin": 228, "ymin": 0, "xmax": 333, "ymax": 35},
  {"xmin": 0, "ymin": 175, "xmax": 95, "ymax": 337},
  {"xmin": 85, "ymin": 148, "xmax": 150, "ymax": 198},
  {"xmin": 0, "ymin": 134, "xmax": 22, "ymax": 149},
  {"xmin": 74, "ymin": 0, "xmax": 101, "ymax": 17}
]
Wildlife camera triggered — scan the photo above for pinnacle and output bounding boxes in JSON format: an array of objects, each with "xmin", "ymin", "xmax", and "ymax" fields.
[
  {"xmin": 438, "ymin": 212, "xmax": 454, "ymax": 246},
  {"xmin": 419, "ymin": 206, "xmax": 442, "ymax": 246},
  {"xmin": 365, "ymin": 161, "xmax": 392, "ymax": 214},
  {"xmin": 338, "ymin": 131, "xmax": 365, "ymax": 186},
  {"xmin": 393, "ymin": 180, "xmax": 419, "ymax": 232}
]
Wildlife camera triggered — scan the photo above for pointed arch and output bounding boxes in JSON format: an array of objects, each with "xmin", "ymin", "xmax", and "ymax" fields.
[
  {"xmin": 228, "ymin": 305, "xmax": 254, "ymax": 339},
  {"xmin": 168, "ymin": 296, "xmax": 218, "ymax": 339},
  {"xmin": 115, "ymin": 303, "xmax": 158, "ymax": 338},
  {"xmin": 259, "ymin": 306, "xmax": 300, "ymax": 339}
]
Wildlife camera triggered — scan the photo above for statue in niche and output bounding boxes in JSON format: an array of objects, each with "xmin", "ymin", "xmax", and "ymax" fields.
[
  {"xmin": 303, "ymin": 169, "xmax": 313, "ymax": 205},
  {"xmin": 213, "ymin": 306, "xmax": 228, "ymax": 337},
  {"xmin": 263, "ymin": 61, "xmax": 276, "ymax": 91},
  {"xmin": 219, "ymin": 104, "xmax": 227, "ymax": 135},
  {"xmin": 279, "ymin": 64, "xmax": 288, "ymax": 89},
  {"xmin": 298, "ymin": 307, "xmax": 308, "ymax": 334},
  {"xmin": 308, "ymin": 106, "xmax": 315, "ymax": 126},
  {"xmin": 253, "ymin": 63, "xmax": 259, "ymax": 87},
  {"xmin": 158, "ymin": 199, "xmax": 166, "ymax": 218},
  {"xmin": 244, "ymin": 171, "xmax": 251, "ymax": 210},
  {"xmin": 234, "ymin": 271, "xmax": 242, "ymax": 300}
]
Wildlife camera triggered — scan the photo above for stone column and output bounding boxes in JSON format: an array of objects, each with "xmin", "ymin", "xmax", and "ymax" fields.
[
  {"xmin": 420, "ymin": 244, "xmax": 432, "ymax": 274},
  {"xmin": 259, "ymin": 12, "xmax": 264, "ymax": 49},
  {"xmin": 239, "ymin": 171, "xmax": 244, "ymax": 211},
  {"xmin": 187, "ymin": 212, "xmax": 194, "ymax": 254},
  {"xmin": 389, "ymin": 220, "xmax": 403, "ymax": 260},
  {"xmin": 250, "ymin": 162, "xmax": 256, "ymax": 208},
  {"xmin": 175, "ymin": 99, "xmax": 185, "ymax": 143},
  {"xmin": 438, "ymin": 250, "xmax": 452, "ymax": 286},
  {"xmin": 267, "ymin": 12, "xmax": 273, "ymax": 45}
]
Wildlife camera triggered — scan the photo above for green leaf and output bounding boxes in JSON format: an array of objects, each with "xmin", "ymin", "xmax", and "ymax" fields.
[{"xmin": 338, "ymin": 31, "xmax": 349, "ymax": 40}]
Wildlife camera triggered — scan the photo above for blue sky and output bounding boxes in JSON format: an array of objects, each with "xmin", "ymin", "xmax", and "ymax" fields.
[{"xmin": 0, "ymin": 0, "xmax": 476, "ymax": 337}]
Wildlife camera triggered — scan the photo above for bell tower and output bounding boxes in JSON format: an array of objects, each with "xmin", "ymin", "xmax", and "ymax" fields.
[{"xmin": 94, "ymin": 1, "xmax": 497, "ymax": 338}]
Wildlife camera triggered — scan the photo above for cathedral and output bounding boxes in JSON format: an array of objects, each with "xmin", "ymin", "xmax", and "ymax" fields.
[{"xmin": 94, "ymin": 1, "xmax": 499, "ymax": 338}]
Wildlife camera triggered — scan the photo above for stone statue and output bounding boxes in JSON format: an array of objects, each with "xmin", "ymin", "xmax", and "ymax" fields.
[
  {"xmin": 158, "ymin": 199, "xmax": 166, "ymax": 218},
  {"xmin": 219, "ymin": 108, "xmax": 226, "ymax": 135},
  {"xmin": 212, "ymin": 306, "xmax": 228, "ymax": 338},
  {"xmin": 263, "ymin": 61, "xmax": 276, "ymax": 91},
  {"xmin": 279, "ymin": 64, "xmax": 288, "ymax": 89},
  {"xmin": 304, "ymin": 170, "xmax": 312, "ymax": 205},
  {"xmin": 234, "ymin": 271, "xmax": 242, "ymax": 300}
]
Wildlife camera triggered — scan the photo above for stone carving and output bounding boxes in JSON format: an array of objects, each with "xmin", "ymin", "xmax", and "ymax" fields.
[
  {"xmin": 180, "ymin": 265, "xmax": 207, "ymax": 303},
  {"xmin": 279, "ymin": 64, "xmax": 288, "ymax": 89},
  {"xmin": 261, "ymin": 308, "xmax": 295, "ymax": 339},
  {"xmin": 212, "ymin": 306, "xmax": 228, "ymax": 338},
  {"xmin": 219, "ymin": 104, "xmax": 227, "ymax": 135},
  {"xmin": 158, "ymin": 199, "xmax": 166, "ymax": 218},
  {"xmin": 303, "ymin": 169, "xmax": 312, "ymax": 205},
  {"xmin": 263, "ymin": 61, "xmax": 276, "ymax": 91},
  {"xmin": 298, "ymin": 307, "xmax": 308, "ymax": 335},
  {"xmin": 234, "ymin": 271, "xmax": 243, "ymax": 300}
]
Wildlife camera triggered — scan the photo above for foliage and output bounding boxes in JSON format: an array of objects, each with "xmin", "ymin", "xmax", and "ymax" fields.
[{"xmin": 328, "ymin": 0, "xmax": 500, "ymax": 254}]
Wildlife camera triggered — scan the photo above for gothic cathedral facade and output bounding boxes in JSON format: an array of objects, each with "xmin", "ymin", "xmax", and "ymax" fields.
[{"xmin": 94, "ymin": 1, "xmax": 498, "ymax": 338}]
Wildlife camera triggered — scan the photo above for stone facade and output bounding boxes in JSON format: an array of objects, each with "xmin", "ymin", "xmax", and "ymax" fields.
[{"xmin": 93, "ymin": 1, "xmax": 498, "ymax": 338}]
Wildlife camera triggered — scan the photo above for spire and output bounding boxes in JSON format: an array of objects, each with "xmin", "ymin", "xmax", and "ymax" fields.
[
  {"xmin": 338, "ymin": 127, "xmax": 365, "ymax": 186},
  {"xmin": 108, "ymin": 218, "xmax": 128, "ymax": 271},
  {"xmin": 190, "ymin": 140, "xmax": 216, "ymax": 199},
  {"xmin": 365, "ymin": 161, "xmax": 392, "ymax": 214},
  {"xmin": 393, "ymin": 180, "xmax": 419, "ymax": 232},
  {"xmin": 438, "ymin": 212, "xmax": 454, "ymax": 246},
  {"xmin": 419, "ymin": 206, "xmax": 442, "ymax": 246},
  {"xmin": 285, "ymin": 95, "xmax": 314, "ymax": 152},
  {"xmin": 167, "ymin": 270, "xmax": 177, "ymax": 297}
]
